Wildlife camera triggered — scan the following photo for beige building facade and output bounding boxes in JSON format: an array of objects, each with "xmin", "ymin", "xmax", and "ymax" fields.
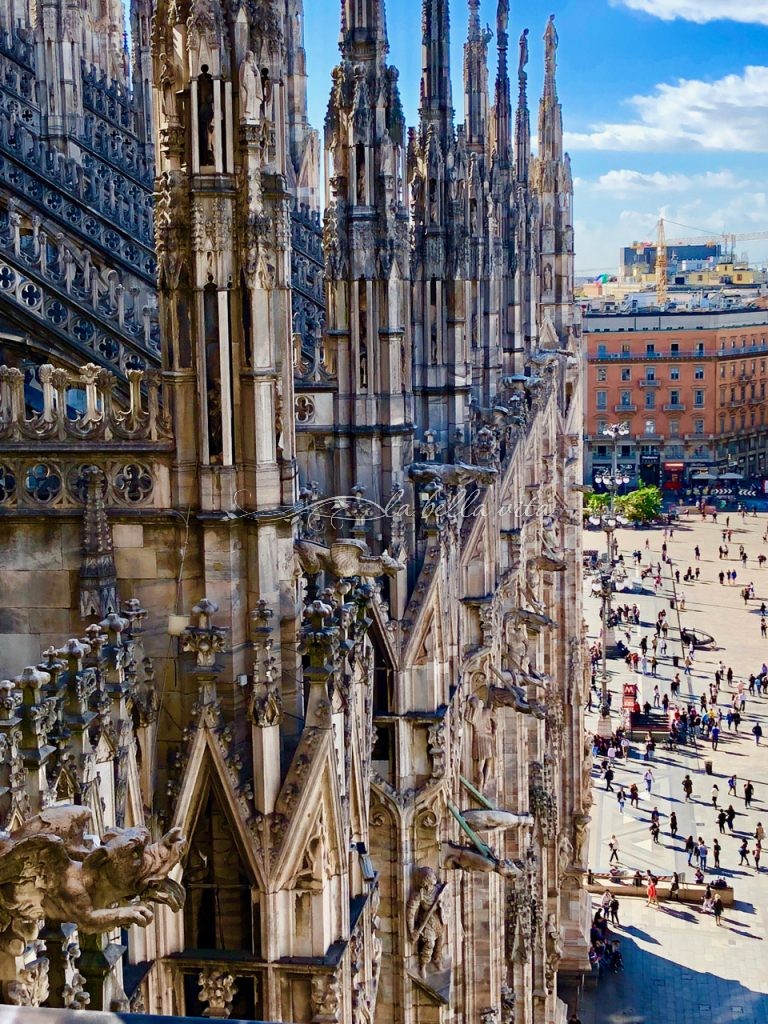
[{"xmin": 0, "ymin": 1, "xmax": 590, "ymax": 1022}]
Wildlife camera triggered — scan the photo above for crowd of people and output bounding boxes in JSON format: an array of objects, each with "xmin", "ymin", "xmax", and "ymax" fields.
[{"xmin": 586, "ymin": 507, "xmax": 768, "ymax": 969}]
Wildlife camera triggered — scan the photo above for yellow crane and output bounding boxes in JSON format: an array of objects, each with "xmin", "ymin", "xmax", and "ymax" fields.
[{"xmin": 651, "ymin": 217, "xmax": 768, "ymax": 307}]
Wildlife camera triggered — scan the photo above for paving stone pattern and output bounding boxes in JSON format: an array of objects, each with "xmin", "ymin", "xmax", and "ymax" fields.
[{"xmin": 580, "ymin": 512, "xmax": 768, "ymax": 1024}]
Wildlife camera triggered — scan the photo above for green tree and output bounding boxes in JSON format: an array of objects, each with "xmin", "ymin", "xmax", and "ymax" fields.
[
  {"xmin": 584, "ymin": 492, "xmax": 611, "ymax": 518},
  {"xmin": 620, "ymin": 485, "xmax": 662, "ymax": 524}
]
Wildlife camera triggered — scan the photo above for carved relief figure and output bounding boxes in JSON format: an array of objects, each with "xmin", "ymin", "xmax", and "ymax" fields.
[
  {"xmin": 467, "ymin": 693, "xmax": 496, "ymax": 790},
  {"xmin": 406, "ymin": 867, "xmax": 446, "ymax": 977}
]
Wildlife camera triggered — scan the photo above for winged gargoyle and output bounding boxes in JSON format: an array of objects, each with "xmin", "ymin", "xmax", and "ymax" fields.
[
  {"xmin": 295, "ymin": 539, "xmax": 404, "ymax": 578},
  {"xmin": 0, "ymin": 806, "xmax": 185, "ymax": 955}
]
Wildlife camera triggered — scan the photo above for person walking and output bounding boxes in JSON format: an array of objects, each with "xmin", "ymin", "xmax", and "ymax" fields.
[
  {"xmin": 644, "ymin": 768, "xmax": 654, "ymax": 794},
  {"xmin": 617, "ymin": 787, "xmax": 626, "ymax": 813},
  {"xmin": 609, "ymin": 835, "xmax": 619, "ymax": 863},
  {"xmin": 682, "ymin": 774, "xmax": 693, "ymax": 801},
  {"xmin": 727, "ymin": 805, "xmax": 737, "ymax": 831},
  {"xmin": 712, "ymin": 784, "xmax": 719, "ymax": 808},
  {"xmin": 646, "ymin": 877, "xmax": 658, "ymax": 908},
  {"xmin": 604, "ymin": 765, "xmax": 615, "ymax": 792},
  {"xmin": 755, "ymin": 842, "xmax": 762, "ymax": 871},
  {"xmin": 753, "ymin": 722, "xmax": 763, "ymax": 746},
  {"xmin": 756, "ymin": 822, "xmax": 765, "ymax": 844},
  {"xmin": 711, "ymin": 723, "xmax": 720, "ymax": 750},
  {"xmin": 670, "ymin": 811, "xmax": 678, "ymax": 837},
  {"xmin": 717, "ymin": 809, "xmax": 727, "ymax": 833},
  {"xmin": 728, "ymin": 774, "xmax": 737, "ymax": 796},
  {"xmin": 713, "ymin": 838, "xmax": 721, "ymax": 868},
  {"xmin": 745, "ymin": 780, "xmax": 755, "ymax": 807},
  {"xmin": 739, "ymin": 838, "xmax": 750, "ymax": 865},
  {"xmin": 713, "ymin": 894, "xmax": 724, "ymax": 926},
  {"xmin": 630, "ymin": 783, "xmax": 639, "ymax": 808}
]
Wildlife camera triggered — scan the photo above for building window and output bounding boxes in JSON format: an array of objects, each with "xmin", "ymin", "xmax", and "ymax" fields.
[
  {"xmin": 645, "ymin": 367, "xmax": 656, "ymax": 381},
  {"xmin": 762, "ymin": 383, "xmax": 766, "ymax": 399},
  {"xmin": 731, "ymin": 415, "xmax": 736, "ymax": 431},
  {"xmin": 694, "ymin": 419, "xmax": 704, "ymax": 434},
  {"xmin": 694, "ymin": 366, "xmax": 704, "ymax": 380},
  {"xmin": 694, "ymin": 390, "xmax": 704, "ymax": 407},
  {"xmin": 670, "ymin": 389, "xmax": 680, "ymax": 406},
  {"xmin": 669, "ymin": 420, "xmax": 679, "ymax": 437},
  {"xmin": 720, "ymin": 416, "xmax": 725, "ymax": 433},
  {"xmin": 695, "ymin": 342, "xmax": 705, "ymax": 354},
  {"xmin": 620, "ymin": 390, "xmax": 632, "ymax": 407},
  {"xmin": 731, "ymin": 365, "xmax": 736, "ymax": 377},
  {"xmin": 597, "ymin": 367, "xmax": 607, "ymax": 381},
  {"xmin": 596, "ymin": 440, "xmax": 607, "ymax": 453},
  {"xmin": 621, "ymin": 367, "xmax": 631, "ymax": 381},
  {"xmin": 730, "ymin": 388, "xmax": 736, "ymax": 402},
  {"xmin": 670, "ymin": 366, "xmax": 680, "ymax": 381},
  {"xmin": 620, "ymin": 444, "xmax": 632, "ymax": 457},
  {"xmin": 646, "ymin": 343, "xmax": 655, "ymax": 355},
  {"xmin": 621, "ymin": 344, "xmax": 630, "ymax": 354},
  {"xmin": 596, "ymin": 391, "xmax": 607, "ymax": 410},
  {"xmin": 645, "ymin": 392, "xmax": 656, "ymax": 409},
  {"xmin": 742, "ymin": 414, "xmax": 747, "ymax": 429},
  {"xmin": 720, "ymin": 366, "xmax": 726, "ymax": 378},
  {"xmin": 644, "ymin": 419, "xmax": 656, "ymax": 435},
  {"xmin": 597, "ymin": 344, "xmax": 607, "ymax": 357}
]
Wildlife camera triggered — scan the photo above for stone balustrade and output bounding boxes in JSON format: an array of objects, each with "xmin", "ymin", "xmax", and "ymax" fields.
[{"xmin": 0, "ymin": 363, "xmax": 171, "ymax": 445}]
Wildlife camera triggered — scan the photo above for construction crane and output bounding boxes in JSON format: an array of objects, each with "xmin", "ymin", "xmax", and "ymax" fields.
[{"xmin": 651, "ymin": 217, "xmax": 768, "ymax": 307}]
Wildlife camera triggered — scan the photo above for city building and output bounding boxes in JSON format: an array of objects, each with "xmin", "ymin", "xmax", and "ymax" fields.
[
  {"xmin": 585, "ymin": 307, "xmax": 768, "ymax": 495},
  {"xmin": 0, "ymin": 1, "xmax": 590, "ymax": 1023}
]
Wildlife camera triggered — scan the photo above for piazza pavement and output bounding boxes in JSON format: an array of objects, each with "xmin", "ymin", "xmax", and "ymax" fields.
[{"xmin": 579, "ymin": 509, "xmax": 768, "ymax": 1024}]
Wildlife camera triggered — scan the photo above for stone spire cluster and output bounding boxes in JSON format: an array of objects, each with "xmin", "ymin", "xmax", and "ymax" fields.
[{"xmin": 0, "ymin": 1, "xmax": 588, "ymax": 1022}]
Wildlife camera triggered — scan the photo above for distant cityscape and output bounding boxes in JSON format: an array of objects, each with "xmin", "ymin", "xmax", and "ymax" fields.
[{"xmin": 579, "ymin": 232, "xmax": 768, "ymax": 502}]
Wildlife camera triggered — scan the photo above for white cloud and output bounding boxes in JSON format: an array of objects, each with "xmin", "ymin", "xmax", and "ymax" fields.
[
  {"xmin": 565, "ymin": 66, "xmax": 768, "ymax": 152},
  {"xmin": 578, "ymin": 169, "xmax": 748, "ymax": 197},
  {"xmin": 611, "ymin": 0, "xmax": 768, "ymax": 25}
]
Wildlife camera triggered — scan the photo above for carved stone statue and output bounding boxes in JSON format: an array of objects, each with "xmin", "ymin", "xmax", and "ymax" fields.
[
  {"xmin": 239, "ymin": 50, "xmax": 263, "ymax": 123},
  {"xmin": 518, "ymin": 28, "xmax": 529, "ymax": 80},
  {"xmin": 408, "ymin": 461, "xmax": 498, "ymax": 488},
  {"xmin": 295, "ymin": 539, "xmax": 404, "ymax": 578},
  {"xmin": 544, "ymin": 14, "xmax": 558, "ymax": 78},
  {"xmin": 489, "ymin": 665, "xmax": 546, "ymax": 719},
  {"xmin": 406, "ymin": 867, "xmax": 446, "ymax": 978},
  {"xmin": 467, "ymin": 693, "xmax": 496, "ymax": 790},
  {"xmin": 573, "ymin": 813, "xmax": 591, "ymax": 866},
  {"xmin": 0, "ymin": 806, "xmax": 185, "ymax": 954},
  {"xmin": 380, "ymin": 128, "xmax": 395, "ymax": 177}
]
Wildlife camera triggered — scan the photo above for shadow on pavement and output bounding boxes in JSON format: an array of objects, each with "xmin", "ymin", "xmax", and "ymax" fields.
[
  {"xmin": 579, "ymin": 927, "xmax": 768, "ymax": 1024},
  {"xmin": 618, "ymin": 924, "xmax": 661, "ymax": 944}
]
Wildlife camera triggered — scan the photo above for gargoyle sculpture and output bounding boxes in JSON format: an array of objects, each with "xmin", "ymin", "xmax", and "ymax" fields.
[
  {"xmin": 0, "ymin": 806, "xmax": 185, "ymax": 955},
  {"xmin": 408, "ymin": 462, "xmax": 498, "ymax": 488},
  {"xmin": 441, "ymin": 842, "xmax": 523, "ymax": 878},
  {"xmin": 489, "ymin": 665, "xmax": 546, "ymax": 719},
  {"xmin": 295, "ymin": 539, "xmax": 403, "ymax": 578}
]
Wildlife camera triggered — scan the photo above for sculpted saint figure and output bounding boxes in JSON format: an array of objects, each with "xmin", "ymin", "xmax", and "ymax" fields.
[{"xmin": 239, "ymin": 50, "xmax": 263, "ymax": 123}]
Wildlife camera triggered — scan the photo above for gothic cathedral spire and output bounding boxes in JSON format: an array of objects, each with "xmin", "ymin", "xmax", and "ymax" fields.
[{"xmin": 420, "ymin": 0, "xmax": 453, "ymax": 147}]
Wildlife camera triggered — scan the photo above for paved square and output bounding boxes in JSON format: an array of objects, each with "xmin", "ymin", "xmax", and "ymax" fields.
[{"xmin": 580, "ymin": 510, "xmax": 768, "ymax": 1023}]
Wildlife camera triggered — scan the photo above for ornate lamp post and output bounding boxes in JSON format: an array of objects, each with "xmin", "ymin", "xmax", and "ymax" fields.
[{"xmin": 588, "ymin": 422, "xmax": 630, "ymax": 735}]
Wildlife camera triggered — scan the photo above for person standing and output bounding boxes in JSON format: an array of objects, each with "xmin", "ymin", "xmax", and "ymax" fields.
[
  {"xmin": 670, "ymin": 811, "xmax": 678, "ymax": 837},
  {"xmin": 756, "ymin": 822, "xmax": 765, "ymax": 844},
  {"xmin": 727, "ymin": 805, "xmax": 737, "ymax": 831},
  {"xmin": 646, "ymin": 877, "xmax": 658, "ymax": 908},
  {"xmin": 712, "ymin": 784, "xmax": 719, "ymax": 808},
  {"xmin": 713, "ymin": 838, "xmax": 721, "ymax": 868},
  {"xmin": 717, "ymin": 809, "xmax": 727, "ymax": 834},
  {"xmin": 739, "ymin": 838, "xmax": 750, "ymax": 865},
  {"xmin": 644, "ymin": 768, "xmax": 654, "ymax": 794},
  {"xmin": 753, "ymin": 722, "xmax": 763, "ymax": 746},
  {"xmin": 609, "ymin": 895, "xmax": 620, "ymax": 926},
  {"xmin": 685, "ymin": 835, "xmax": 695, "ymax": 865},
  {"xmin": 713, "ymin": 894, "xmax": 724, "ymax": 927},
  {"xmin": 630, "ymin": 783, "xmax": 639, "ymax": 808},
  {"xmin": 699, "ymin": 840, "xmax": 708, "ymax": 870},
  {"xmin": 711, "ymin": 723, "xmax": 720, "ymax": 750},
  {"xmin": 617, "ymin": 787, "xmax": 626, "ymax": 813},
  {"xmin": 745, "ymin": 780, "xmax": 755, "ymax": 807},
  {"xmin": 754, "ymin": 842, "xmax": 762, "ymax": 871},
  {"xmin": 682, "ymin": 774, "xmax": 693, "ymax": 801},
  {"xmin": 728, "ymin": 774, "xmax": 737, "ymax": 796}
]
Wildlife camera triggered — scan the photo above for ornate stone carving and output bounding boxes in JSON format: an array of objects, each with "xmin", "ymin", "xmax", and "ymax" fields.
[
  {"xmin": 529, "ymin": 757, "xmax": 558, "ymax": 843},
  {"xmin": 311, "ymin": 971, "xmax": 341, "ymax": 1023},
  {"xmin": 5, "ymin": 953, "xmax": 49, "ymax": 1006},
  {"xmin": 0, "ymin": 806, "xmax": 185, "ymax": 954},
  {"xmin": 79, "ymin": 466, "xmax": 119, "ymax": 620},
  {"xmin": 296, "ymin": 539, "xmax": 404, "ymax": 579},
  {"xmin": 198, "ymin": 968, "xmax": 237, "ymax": 1019},
  {"xmin": 406, "ymin": 867, "xmax": 447, "ymax": 978}
]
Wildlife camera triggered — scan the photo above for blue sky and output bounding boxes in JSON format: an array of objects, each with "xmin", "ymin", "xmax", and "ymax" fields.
[{"xmin": 303, "ymin": 0, "xmax": 768, "ymax": 274}]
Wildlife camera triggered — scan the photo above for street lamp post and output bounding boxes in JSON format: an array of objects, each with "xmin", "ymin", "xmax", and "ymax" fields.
[{"xmin": 589, "ymin": 422, "xmax": 630, "ymax": 736}]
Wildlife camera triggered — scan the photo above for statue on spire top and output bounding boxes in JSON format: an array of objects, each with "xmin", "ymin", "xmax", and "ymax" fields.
[{"xmin": 544, "ymin": 14, "xmax": 558, "ymax": 78}]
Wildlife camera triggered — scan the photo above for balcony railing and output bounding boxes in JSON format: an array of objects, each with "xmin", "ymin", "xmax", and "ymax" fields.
[
  {"xmin": 590, "ymin": 350, "xmax": 711, "ymax": 362},
  {"xmin": 614, "ymin": 403, "xmax": 637, "ymax": 413},
  {"xmin": 663, "ymin": 402, "xmax": 686, "ymax": 412},
  {"xmin": 638, "ymin": 379, "xmax": 660, "ymax": 388}
]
